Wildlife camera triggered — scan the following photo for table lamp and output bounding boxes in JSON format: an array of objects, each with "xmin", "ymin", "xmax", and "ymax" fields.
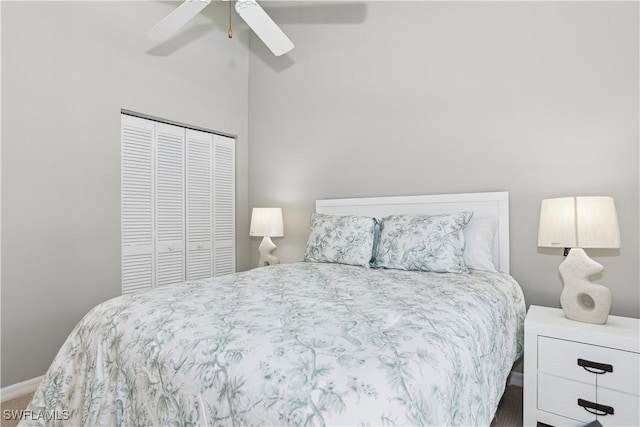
[
  {"xmin": 250, "ymin": 207, "xmax": 284, "ymax": 267},
  {"xmin": 538, "ymin": 196, "xmax": 620, "ymax": 324}
]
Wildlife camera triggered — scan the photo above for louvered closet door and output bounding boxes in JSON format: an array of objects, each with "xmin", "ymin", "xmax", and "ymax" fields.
[
  {"xmin": 121, "ymin": 115, "xmax": 155, "ymax": 294},
  {"xmin": 155, "ymin": 123, "xmax": 186, "ymax": 287},
  {"xmin": 212, "ymin": 135, "xmax": 236, "ymax": 275},
  {"xmin": 186, "ymin": 129, "xmax": 213, "ymax": 280}
]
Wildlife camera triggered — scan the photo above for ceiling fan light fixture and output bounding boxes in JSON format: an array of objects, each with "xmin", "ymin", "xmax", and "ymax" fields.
[{"xmin": 146, "ymin": 0, "xmax": 294, "ymax": 56}]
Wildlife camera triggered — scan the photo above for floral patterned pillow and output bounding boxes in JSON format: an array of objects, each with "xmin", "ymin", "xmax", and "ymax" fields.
[
  {"xmin": 374, "ymin": 212, "xmax": 473, "ymax": 273},
  {"xmin": 304, "ymin": 213, "xmax": 377, "ymax": 267}
]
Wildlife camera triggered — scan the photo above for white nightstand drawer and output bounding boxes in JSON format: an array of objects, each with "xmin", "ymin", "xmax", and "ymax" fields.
[
  {"xmin": 538, "ymin": 336, "xmax": 640, "ymax": 395},
  {"xmin": 538, "ymin": 373, "xmax": 640, "ymax": 427},
  {"xmin": 524, "ymin": 306, "xmax": 640, "ymax": 427}
]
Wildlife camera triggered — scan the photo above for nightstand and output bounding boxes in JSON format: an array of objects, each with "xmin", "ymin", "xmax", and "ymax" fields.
[{"xmin": 523, "ymin": 305, "xmax": 639, "ymax": 427}]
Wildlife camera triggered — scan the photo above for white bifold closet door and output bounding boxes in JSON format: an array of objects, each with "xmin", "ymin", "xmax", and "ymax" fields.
[
  {"xmin": 212, "ymin": 136, "xmax": 235, "ymax": 275},
  {"xmin": 156, "ymin": 123, "xmax": 186, "ymax": 287},
  {"xmin": 185, "ymin": 129, "xmax": 213, "ymax": 280},
  {"xmin": 121, "ymin": 114, "xmax": 235, "ymax": 294},
  {"xmin": 122, "ymin": 116, "xmax": 155, "ymax": 294},
  {"xmin": 186, "ymin": 130, "xmax": 236, "ymax": 278}
]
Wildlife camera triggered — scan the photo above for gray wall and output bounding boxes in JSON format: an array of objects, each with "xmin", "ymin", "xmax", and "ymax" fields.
[
  {"xmin": 248, "ymin": 2, "xmax": 639, "ymax": 318},
  {"xmin": 1, "ymin": 1, "xmax": 251, "ymax": 387}
]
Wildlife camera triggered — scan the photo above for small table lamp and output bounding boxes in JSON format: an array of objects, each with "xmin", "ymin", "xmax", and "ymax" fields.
[
  {"xmin": 250, "ymin": 207, "xmax": 284, "ymax": 267},
  {"xmin": 538, "ymin": 196, "xmax": 620, "ymax": 324}
]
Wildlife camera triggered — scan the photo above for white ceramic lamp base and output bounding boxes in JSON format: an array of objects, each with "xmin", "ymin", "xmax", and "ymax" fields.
[
  {"xmin": 559, "ymin": 248, "xmax": 612, "ymax": 325},
  {"xmin": 258, "ymin": 236, "xmax": 280, "ymax": 267}
]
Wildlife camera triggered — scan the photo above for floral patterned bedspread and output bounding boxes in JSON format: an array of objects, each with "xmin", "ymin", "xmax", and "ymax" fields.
[{"xmin": 22, "ymin": 262, "xmax": 525, "ymax": 426}]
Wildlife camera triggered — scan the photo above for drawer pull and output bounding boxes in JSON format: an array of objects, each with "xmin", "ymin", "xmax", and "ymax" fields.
[
  {"xmin": 577, "ymin": 358, "xmax": 613, "ymax": 374},
  {"xmin": 577, "ymin": 399, "xmax": 614, "ymax": 416}
]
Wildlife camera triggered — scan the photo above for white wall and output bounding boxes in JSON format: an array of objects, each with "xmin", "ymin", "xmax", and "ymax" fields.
[
  {"xmin": 2, "ymin": 0, "xmax": 638, "ymax": 390},
  {"xmin": 248, "ymin": 2, "xmax": 639, "ymax": 317},
  {"xmin": 1, "ymin": 1, "xmax": 251, "ymax": 387}
]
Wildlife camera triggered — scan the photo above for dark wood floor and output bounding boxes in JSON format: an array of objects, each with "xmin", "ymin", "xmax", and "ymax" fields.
[{"xmin": 492, "ymin": 385, "xmax": 523, "ymax": 427}]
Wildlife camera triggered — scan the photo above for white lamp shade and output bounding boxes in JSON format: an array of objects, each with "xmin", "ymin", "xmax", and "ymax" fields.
[
  {"xmin": 538, "ymin": 196, "xmax": 620, "ymax": 249},
  {"xmin": 250, "ymin": 208, "xmax": 284, "ymax": 237}
]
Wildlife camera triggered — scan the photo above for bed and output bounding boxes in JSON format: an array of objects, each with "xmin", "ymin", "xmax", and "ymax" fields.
[{"xmin": 22, "ymin": 192, "xmax": 525, "ymax": 426}]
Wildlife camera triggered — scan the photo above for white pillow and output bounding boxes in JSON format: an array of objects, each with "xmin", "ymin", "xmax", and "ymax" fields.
[{"xmin": 463, "ymin": 216, "xmax": 498, "ymax": 272}]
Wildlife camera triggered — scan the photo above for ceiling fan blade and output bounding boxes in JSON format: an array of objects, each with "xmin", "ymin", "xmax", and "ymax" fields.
[
  {"xmin": 147, "ymin": 0, "xmax": 213, "ymax": 40},
  {"xmin": 235, "ymin": 0, "xmax": 294, "ymax": 56}
]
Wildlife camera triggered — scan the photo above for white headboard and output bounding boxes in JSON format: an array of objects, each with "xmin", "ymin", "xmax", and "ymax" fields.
[{"xmin": 316, "ymin": 191, "xmax": 510, "ymax": 273}]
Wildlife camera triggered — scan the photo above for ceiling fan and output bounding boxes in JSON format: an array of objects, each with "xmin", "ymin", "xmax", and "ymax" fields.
[{"xmin": 147, "ymin": 0, "xmax": 294, "ymax": 56}]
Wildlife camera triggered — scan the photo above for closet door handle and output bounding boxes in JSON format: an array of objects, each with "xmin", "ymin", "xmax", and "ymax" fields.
[
  {"xmin": 577, "ymin": 358, "xmax": 613, "ymax": 374},
  {"xmin": 577, "ymin": 399, "xmax": 614, "ymax": 416}
]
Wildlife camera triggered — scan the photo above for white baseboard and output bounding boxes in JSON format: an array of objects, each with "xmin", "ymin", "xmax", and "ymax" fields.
[
  {"xmin": 0, "ymin": 376, "xmax": 43, "ymax": 402},
  {"xmin": 508, "ymin": 370, "xmax": 523, "ymax": 387}
]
